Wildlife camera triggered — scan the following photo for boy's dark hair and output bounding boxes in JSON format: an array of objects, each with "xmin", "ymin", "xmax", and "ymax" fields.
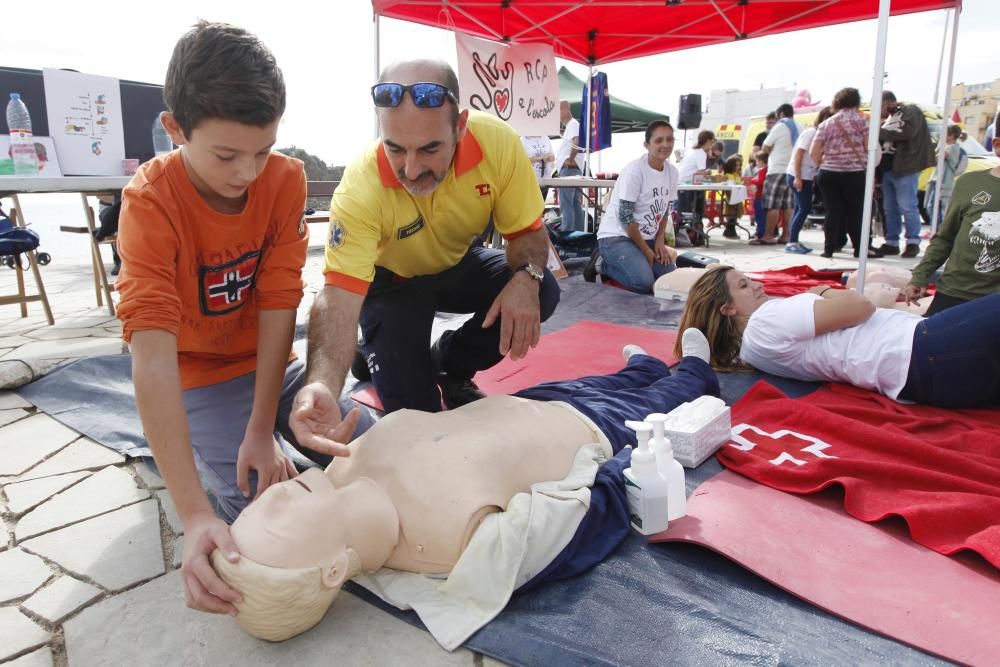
[
  {"xmin": 776, "ymin": 103, "xmax": 794, "ymax": 119},
  {"xmin": 832, "ymin": 87, "xmax": 861, "ymax": 111},
  {"xmin": 754, "ymin": 150, "xmax": 768, "ymax": 163},
  {"xmin": 765, "ymin": 111, "xmax": 777, "ymax": 121},
  {"xmin": 882, "ymin": 90, "xmax": 897, "ymax": 103},
  {"xmin": 644, "ymin": 119, "xmax": 673, "ymax": 144},
  {"xmin": 947, "ymin": 124, "xmax": 962, "ymax": 139},
  {"xmin": 164, "ymin": 21, "xmax": 286, "ymax": 137},
  {"xmin": 696, "ymin": 129, "xmax": 715, "ymax": 147}
]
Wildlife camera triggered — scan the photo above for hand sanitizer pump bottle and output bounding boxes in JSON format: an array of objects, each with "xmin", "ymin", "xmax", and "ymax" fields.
[
  {"xmin": 645, "ymin": 413, "xmax": 687, "ymax": 520},
  {"xmin": 622, "ymin": 420, "xmax": 669, "ymax": 535}
]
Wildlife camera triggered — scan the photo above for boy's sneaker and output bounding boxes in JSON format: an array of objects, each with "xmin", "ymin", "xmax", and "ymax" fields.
[
  {"xmin": 784, "ymin": 243, "xmax": 812, "ymax": 255},
  {"xmin": 901, "ymin": 243, "xmax": 920, "ymax": 258}
]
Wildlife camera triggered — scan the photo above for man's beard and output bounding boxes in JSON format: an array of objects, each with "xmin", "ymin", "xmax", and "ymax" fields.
[{"xmin": 398, "ymin": 169, "xmax": 445, "ymax": 196}]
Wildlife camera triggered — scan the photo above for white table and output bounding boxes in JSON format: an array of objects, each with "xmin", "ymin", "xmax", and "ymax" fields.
[{"xmin": 0, "ymin": 176, "xmax": 131, "ymax": 196}]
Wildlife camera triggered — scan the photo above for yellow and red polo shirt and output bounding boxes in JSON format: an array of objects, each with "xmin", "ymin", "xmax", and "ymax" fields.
[{"xmin": 323, "ymin": 111, "xmax": 544, "ymax": 294}]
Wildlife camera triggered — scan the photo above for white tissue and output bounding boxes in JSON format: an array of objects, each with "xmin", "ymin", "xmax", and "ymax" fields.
[{"xmin": 663, "ymin": 396, "xmax": 731, "ymax": 468}]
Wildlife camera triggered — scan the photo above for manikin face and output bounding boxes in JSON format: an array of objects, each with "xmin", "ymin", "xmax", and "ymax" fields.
[
  {"xmin": 231, "ymin": 468, "xmax": 349, "ymax": 574},
  {"xmin": 721, "ymin": 270, "xmax": 769, "ymax": 318},
  {"xmin": 161, "ymin": 113, "xmax": 277, "ymax": 213},
  {"xmin": 378, "ymin": 86, "xmax": 468, "ymax": 197},
  {"xmin": 645, "ymin": 127, "xmax": 675, "ymax": 164}
]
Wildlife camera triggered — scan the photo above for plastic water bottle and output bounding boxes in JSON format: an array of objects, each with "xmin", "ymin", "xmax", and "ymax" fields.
[
  {"xmin": 151, "ymin": 114, "xmax": 173, "ymax": 156},
  {"xmin": 6, "ymin": 93, "xmax": 39, "ymax": 176}
]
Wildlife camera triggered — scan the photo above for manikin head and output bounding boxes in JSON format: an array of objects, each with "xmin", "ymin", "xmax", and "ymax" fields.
[
  {"xmin": 674, "ymin": 265, "xmax": 766, "ymax": 370},
  {"xmin": 212, "ymin": 468, "xmax": 399, "ymax": 641},
  {"xmin": 375, "ymin": 59, "xmax": 467, "ymax": 197}
]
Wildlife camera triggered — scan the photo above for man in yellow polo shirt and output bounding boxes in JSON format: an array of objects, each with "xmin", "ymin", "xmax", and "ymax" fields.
[{"xmin": 290, "ymin": 60, "xmax": 559, "ymax": 453}]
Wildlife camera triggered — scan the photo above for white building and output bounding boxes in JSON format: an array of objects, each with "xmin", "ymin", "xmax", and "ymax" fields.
[{"xmin": 700, "ymin": 87, "xmax": 798, "ymax": 134}]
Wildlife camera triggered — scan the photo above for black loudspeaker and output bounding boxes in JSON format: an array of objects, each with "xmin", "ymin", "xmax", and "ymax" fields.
[{"xmin": 677, "ymin": 93, "xmax": 702, "ymax": 130}]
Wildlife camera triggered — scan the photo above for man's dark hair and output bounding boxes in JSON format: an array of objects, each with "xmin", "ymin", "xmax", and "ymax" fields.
[
  {"xmin": 832, "ymin": 87, "xmax": 861, "ymax": 111},
  {"xmin": 777, "ymin": 103, "xmax": 794, "ymax": 119},
  {"xmin": 882, "ymin": 90, "xmax": 897, "ymax": 103},
  {"xmin": 377, "ymin": 60, "xmax": 460, "ymax": 126},
  {"xmin": 164, "ymin": 21, "xmax": 286, "ymax": 137},
  {"xmin": 696, "ymin": 129, "xmax": 715, "ymax": 146},
  {"xmin": 644, "ymin": 119, "xmax": 673, "ymax": 143},
  {"xmin": 765, "ymin": 111, "xmax": 777, "ymax": 121}
]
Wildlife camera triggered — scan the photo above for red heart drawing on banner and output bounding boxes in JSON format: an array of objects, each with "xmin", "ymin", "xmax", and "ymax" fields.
[{"xmin": 494, "ymin": 89, "xmax": 509, "ymax": 113}]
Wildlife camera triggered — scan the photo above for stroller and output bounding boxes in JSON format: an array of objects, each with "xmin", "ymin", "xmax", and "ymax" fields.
[{"xmin": 0, "ymin": 204, "xmax": 51, "ymax": 270}]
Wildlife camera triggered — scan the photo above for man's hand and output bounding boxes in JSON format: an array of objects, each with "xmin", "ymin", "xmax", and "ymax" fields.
[
  {"xmin": 483, "ymin": 273, "xmax": 541, "ymax": 361},
  {"xmin": 654, "ymin": 240, "xmax": 677, "ymax": 265},
  {"xmin": 903, "ymin": 283, "xmax": 928, "ymax": 305},
  {"xmin": 182, "ymin": 512, "xmax": 243, "ymax": 615},
  {"xmin": 793, "ymin": 177, "xmax": 803, "ymax": 192},
  {"xmin": 235, "ymin": 432, "xmax": 296, "ymax": 500},
  {"xmin": 289, "ymin": 382, "xmax": 360, "ymax": 458}
]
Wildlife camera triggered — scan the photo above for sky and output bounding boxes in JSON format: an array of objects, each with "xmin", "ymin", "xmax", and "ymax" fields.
[{"xmin": 5, "ymin": 0, "xmax": 998, "ymax": 172}]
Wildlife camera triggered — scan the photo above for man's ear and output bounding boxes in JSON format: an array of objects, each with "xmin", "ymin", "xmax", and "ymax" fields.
[
  {"xmin": 320, "ymin": 548, "xmax": 359, "ymax": 589},
  {"xmin": 159, "ymin": 112, "xmax": 187, "ymax": 146},
  {"xmin": 455, "ymin": 109, "xmax": 470, "ymax": 142}
]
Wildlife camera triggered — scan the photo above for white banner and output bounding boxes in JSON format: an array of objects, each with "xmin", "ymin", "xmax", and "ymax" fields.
[{"xmin": 456, "ymin": 33, "xmax": 560, "ymax": 137}]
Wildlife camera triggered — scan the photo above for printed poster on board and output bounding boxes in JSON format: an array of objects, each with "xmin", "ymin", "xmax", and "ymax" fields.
[
  {"xmin": 456, "ymin": 33, "xmax": 560, "ymax": 137},
  {"xmin": 42, "ymin": 68, "xmax": 126, "ymax": 176},
  {"xmin": 0, "ymin": 136, "xmax": 63, "ymax": 177}
]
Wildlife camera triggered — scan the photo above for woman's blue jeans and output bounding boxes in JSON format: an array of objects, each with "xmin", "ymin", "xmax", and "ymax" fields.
[
  {"xmin": 898, "ymin": 291, "xmax": 1000, "ymax": 408},
  {"xmin": 786, "ymin": 174, "xmax": 813, "ymax": 244},
  {"xmin": 598, "ymin": 236, "xmax": 675, "ymax": 294}
]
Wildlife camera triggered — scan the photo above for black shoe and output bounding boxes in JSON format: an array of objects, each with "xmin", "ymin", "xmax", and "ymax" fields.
[
  {"xmin": 351, "ymin": 345, "xmax": 371, "ymax": 381},
  {"xmin": 110, "ymin": 262, "xmax": 121, "ymax": 277},
  {"xmin": 854, "ymin": 246, "xmax": 886, "ymax": 258},
  {"xmin": 437, "ymin": 373, "xmax": 486, "ymax": 409},
  {"xmin": 820, "ymin": 251, "xmax": 834, "ymax": 258},
  {"xmin": 901, "ymin": 243, "xmax": 920, "ymax": 258},
  {"xmin": 875, "ymin": 244, "xmax": 900, "ymax": 256},
  {"xmin": 583, "ymin": 250, "xmax": 600, "ymax": 283}
]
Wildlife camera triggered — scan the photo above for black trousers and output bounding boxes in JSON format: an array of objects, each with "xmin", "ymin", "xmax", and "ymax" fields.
[
  {"xmin": 816, "ymin": 169, "xmax": 865, "ymax": 255},
  {"xmin": 359, "ymin": 246, "xmax": 560, "ymax": 413}
]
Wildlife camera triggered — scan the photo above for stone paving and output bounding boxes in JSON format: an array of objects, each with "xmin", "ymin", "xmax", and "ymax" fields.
[{"xmin": 0, "ymin": 225, "xmax": 928, "ymax": 665}]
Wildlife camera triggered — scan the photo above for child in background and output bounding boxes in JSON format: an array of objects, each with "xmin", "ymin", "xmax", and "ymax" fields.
[
  {"xmin": 721, "ymin": 154, "xmax": 744, "ymax": 239},
  {"xmin": 748, "ymin": 151, "xmax": 769, "ymax": 243}
]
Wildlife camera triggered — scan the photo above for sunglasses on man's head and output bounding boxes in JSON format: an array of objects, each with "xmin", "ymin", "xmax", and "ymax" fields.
[{"xmin": 371, "ymin": 82, "xmax": 458, "ymax": 109}]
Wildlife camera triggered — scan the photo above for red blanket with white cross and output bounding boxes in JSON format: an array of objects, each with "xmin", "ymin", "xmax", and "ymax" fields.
[{"xmin": 718, "ymin": 381, "xmax": 1000, "ymax": 569}]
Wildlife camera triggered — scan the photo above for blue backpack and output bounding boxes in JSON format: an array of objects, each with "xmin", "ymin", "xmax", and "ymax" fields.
[{"xmin": 0, "ymin": 207, "xmax": 47, "ymax": 269}]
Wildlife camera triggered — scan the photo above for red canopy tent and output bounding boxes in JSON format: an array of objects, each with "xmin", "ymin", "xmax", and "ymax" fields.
[
  {"xmin": 372, "ymin": 0, "xmax": 957, "ymax": 66},
  {"xmin": 371, "ymin": 0, "xmax": 962, "ymax": 288}
]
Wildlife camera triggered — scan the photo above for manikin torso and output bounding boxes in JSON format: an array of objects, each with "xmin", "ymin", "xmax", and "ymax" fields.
[{"xmin": 328, "ymin": 395, "xmax": 603, "ymax": 574}]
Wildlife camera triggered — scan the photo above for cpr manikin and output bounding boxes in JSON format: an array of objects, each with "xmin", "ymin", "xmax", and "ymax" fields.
[
  {"xmin": 211, "ymin": 332, "xmax": 720, "ymax": 644},
  {"xmin": 846, "ymin": 267, "xmax": 932, "ymax": 313},
  {"xmin": 214, "ymin": 396, "xmax": 609, "ymax": 641}
]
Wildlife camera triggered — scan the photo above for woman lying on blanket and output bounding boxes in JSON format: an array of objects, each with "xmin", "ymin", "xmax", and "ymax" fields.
[
  {"xmin": 675, "ymin": 264, "xmax": 1000, "ymax": 409},
  {"xmin": 209, "ymin": 331, "xmax": 718, "ymax": 645}
]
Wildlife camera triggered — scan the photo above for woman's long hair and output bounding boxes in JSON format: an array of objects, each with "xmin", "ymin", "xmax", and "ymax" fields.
[{"xmin": 673, "ymin": 265, "xmax": 750, "ymax": 371}]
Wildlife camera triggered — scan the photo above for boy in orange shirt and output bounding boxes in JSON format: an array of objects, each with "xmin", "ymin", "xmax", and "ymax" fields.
[{"xmin": 115, "ymin": 21, "xmax": 372, "ymax": 616}]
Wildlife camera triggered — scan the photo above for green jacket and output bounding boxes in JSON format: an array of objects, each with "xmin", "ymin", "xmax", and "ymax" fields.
[{"xmin": 910, "ymin": 169, "xmax": 1000, "ymax": 300}]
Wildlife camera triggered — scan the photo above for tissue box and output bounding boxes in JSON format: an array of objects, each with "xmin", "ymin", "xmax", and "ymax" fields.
[{"xmin": 663, "ymin": 396, "xmax": 732, "ymax": 468}]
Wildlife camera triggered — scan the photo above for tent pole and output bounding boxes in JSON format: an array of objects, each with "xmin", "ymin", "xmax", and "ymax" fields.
[
  {"xmin": 933, "ymin": 9, "xmax": 951, "ymax": 105},
  {"xmin": 931, "ymin": 5, "xmax": 962, "ymax": 236},
  {"xmin": 584, "ymin": 66, "xmax": 593, "ymax": 176},
  {"xmin": 374, "ymin": 12, "xmax": 381, "ymax": 139},
  {"xmin": 856, "ymin": 0, "xmax": 892, "ymax": 294}
]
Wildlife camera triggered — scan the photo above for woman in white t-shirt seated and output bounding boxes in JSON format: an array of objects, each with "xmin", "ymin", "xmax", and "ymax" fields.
[
  {"xmin": 674, "ymin": 264, "xmax": 1000, "ymax": 409},
  {"xmin": 596, "ymin": 120, "xmax": 679, "ymax": 294}
]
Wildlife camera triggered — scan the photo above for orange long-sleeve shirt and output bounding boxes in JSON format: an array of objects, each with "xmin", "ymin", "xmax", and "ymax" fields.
[{"xmin": 116, "ymin": 151, "xmax": 308, "ymax": 389}]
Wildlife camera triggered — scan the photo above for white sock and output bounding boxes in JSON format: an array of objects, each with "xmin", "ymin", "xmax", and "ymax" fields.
[
  {"xmin": 622, "ymin": 344, "xmax": 648, "ymax": 362},
  {"xmin": 681, "ymin": 328, "xmax": 711, "ymax": 363}
]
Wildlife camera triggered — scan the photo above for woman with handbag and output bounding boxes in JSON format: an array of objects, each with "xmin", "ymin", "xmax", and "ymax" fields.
[{"xmin": 809, "ymin": 87, "xmax": 886, "ymax": 259}]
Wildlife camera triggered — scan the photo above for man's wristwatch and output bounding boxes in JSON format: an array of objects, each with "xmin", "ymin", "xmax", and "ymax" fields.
[{"xmin": 514, "ymin": 262, "xmax": 544, "ymax": 282}]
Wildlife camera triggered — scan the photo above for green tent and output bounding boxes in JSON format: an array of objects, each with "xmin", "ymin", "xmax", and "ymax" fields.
[{"xmin": 558, "ymin": 66, "xmax": 670, "ymax": 134}]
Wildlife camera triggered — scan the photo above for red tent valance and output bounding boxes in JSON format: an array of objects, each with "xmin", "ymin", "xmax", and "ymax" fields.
[{"xmin": 373, "ymin": 0, "xmax": 959, "ymax": 65}]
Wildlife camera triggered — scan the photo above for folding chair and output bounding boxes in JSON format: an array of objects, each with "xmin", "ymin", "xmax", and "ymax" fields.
[{"xmin": 0, "ymin": 195, "xmax": 55, "ymax": 325}]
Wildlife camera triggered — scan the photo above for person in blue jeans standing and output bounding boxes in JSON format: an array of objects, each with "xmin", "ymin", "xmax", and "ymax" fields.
[
  {"xmin": 556, "ymin": 100, "xmax": 587, "ymax": 233},
  {"xmin": 784, "ymin": 107, "xmax": 832, "ymax": 254},
  {"xmin": 596, "ymin": 121, "xmax": 678, "ymax": 294},
  {"xmin": 876, "ymin": 91, "xmax": 936, "ymax": 258}
]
